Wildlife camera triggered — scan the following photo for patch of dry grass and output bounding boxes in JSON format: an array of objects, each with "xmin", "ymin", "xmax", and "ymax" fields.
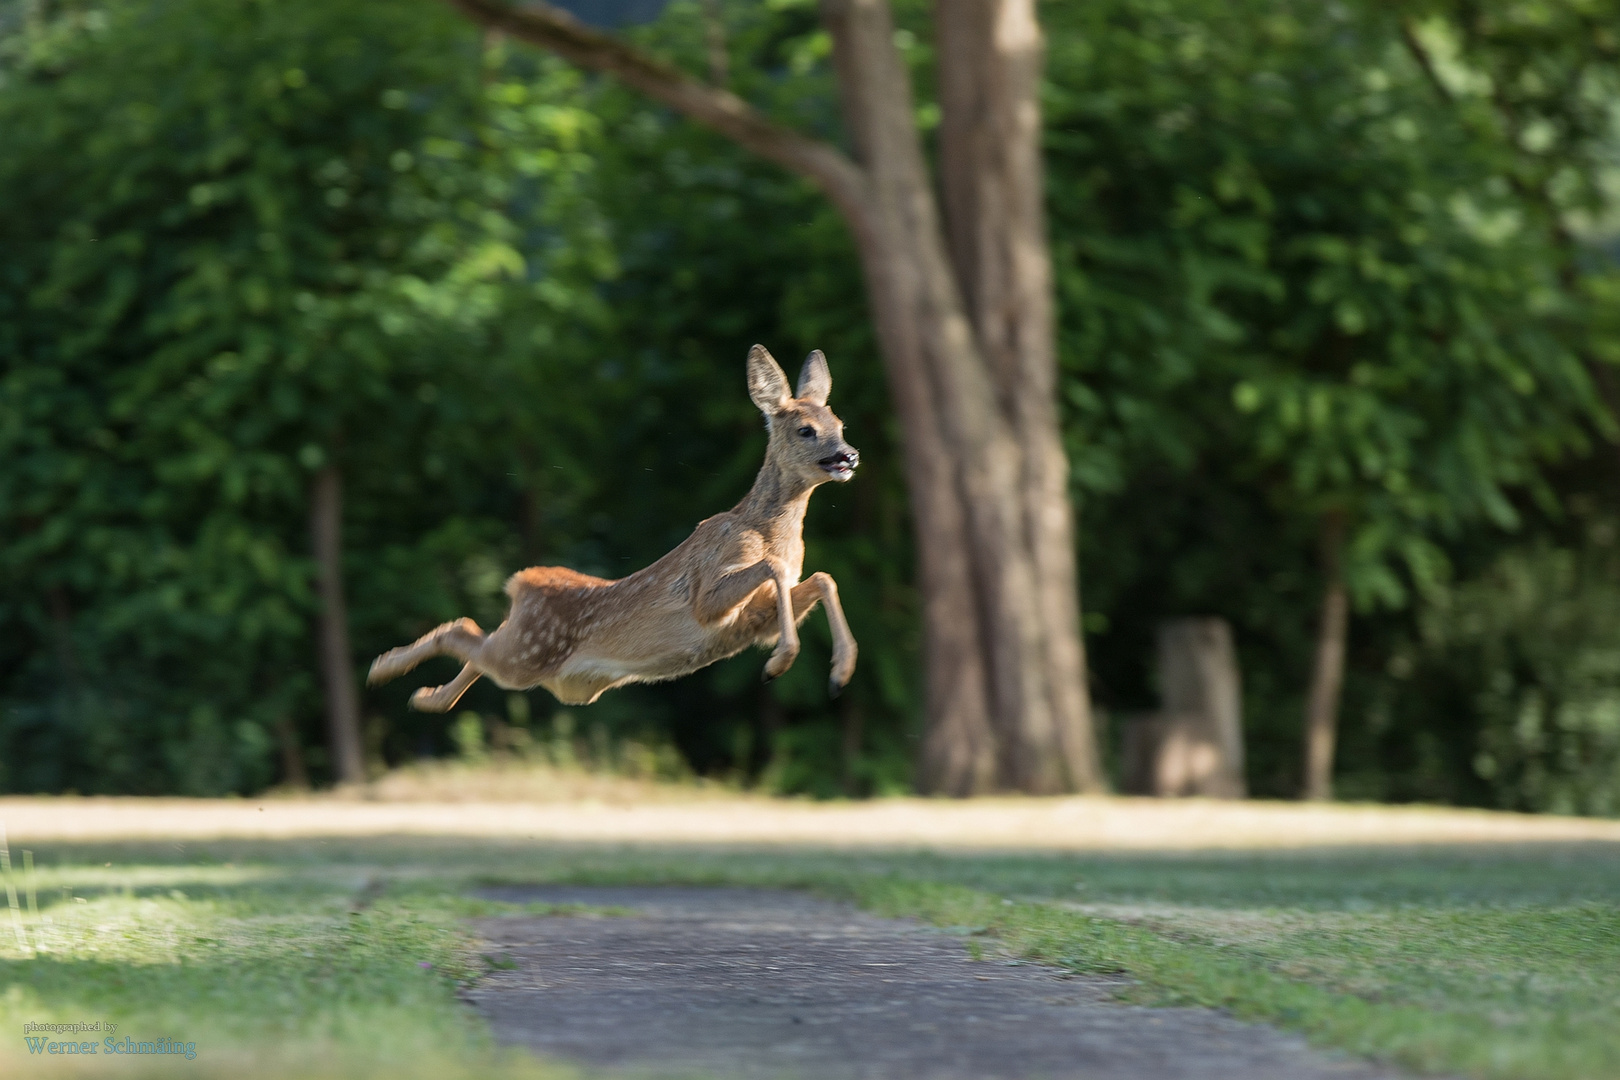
[
  {"xmin": 339, "ymin": 758, "xmax": 736, "ymax": 804},
  {"xmin": 3, "ymin": 786, "xmax": 1619, "ymax": 851}
]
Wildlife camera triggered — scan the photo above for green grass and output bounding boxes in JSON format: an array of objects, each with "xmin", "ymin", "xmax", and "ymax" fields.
[
  {"xmin": 4, "ymin": 836, "xmax": 1618, "ymax": 1079},
  {"xmin": 1, "ymin": 857, "xmax": 571, "ymax": 1078}
]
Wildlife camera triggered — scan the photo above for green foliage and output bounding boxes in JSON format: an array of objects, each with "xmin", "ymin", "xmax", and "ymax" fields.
[
  {"xmin": 1410, "ymin": 515, "xmax": 1620, "ymax": 816},
  {"xmin": 1040, "ymin": 0, "xmax": 1614, "ymax": 799},
  {"xmin": 1050, "ymin": 0, "xmax": 1600, "ymax": 596},
  {"xmin": 0, "ymin": 0, "xmax": 609, "ymax": 792},
  {"xmin": 0, "ymin": 0, "xmax": 1615, "ymax": 807},
  {"xmin": 1394, "ymin": 0, "xmax": 1620, "ymax": 237}
]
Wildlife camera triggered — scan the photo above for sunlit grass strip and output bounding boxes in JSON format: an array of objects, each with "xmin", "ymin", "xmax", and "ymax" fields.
[
  {"xmin": 1, "ymin": 824, "xmax": 26, "ymax": 952},
  {"xmin": 23, "ymin": 850, "xmax": 38, "ymax": 922},
  {"xmin": 0, "ymin": 860, "xmax": 576, "ymax": 1079}
]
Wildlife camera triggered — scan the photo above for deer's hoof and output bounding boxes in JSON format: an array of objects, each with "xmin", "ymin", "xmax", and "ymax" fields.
[
  {"xmin": 763, "ymin": 648, "xmax": 798, "ymax": 681},
  {"xmin": 829, "ymin": 653, "xmax": 856, "ymax": 696},
  {"xmin": 409, "ymin": 686, "xmax": 449, "ymax": 713}
]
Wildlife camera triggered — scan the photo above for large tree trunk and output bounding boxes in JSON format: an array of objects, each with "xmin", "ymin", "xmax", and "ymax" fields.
[
  {"xmin": 442, "ymin": 0, "xmax": 1103, "ymax": 794},
  {"xmin": 823, "ymin": 0, "xmax": 1104, "ymax": 793},
  {"xmin": 311, "ymin": 465, "xmax": 366, "ymax": 786},
  {"xmin": 932, "ymin": 0, "xmax": 1101, "ymax": 792},
  {"xmin": 1301, "ymin": 509, "xmax": 1348, "ymax": 801},
  {"xmin": 819, "ymin": 0, "xmax": 1001, "ymax": 794}
]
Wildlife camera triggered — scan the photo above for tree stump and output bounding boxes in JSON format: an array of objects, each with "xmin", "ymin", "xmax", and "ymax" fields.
[{"xmin": 1121, "ymin": 618, "xmax": 1246, "ymax": 798}]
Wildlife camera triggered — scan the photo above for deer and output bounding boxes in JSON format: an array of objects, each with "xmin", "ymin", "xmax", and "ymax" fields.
[{"xmin": 366, "ymin": 345, "xmax": 860, "ymax": 712}]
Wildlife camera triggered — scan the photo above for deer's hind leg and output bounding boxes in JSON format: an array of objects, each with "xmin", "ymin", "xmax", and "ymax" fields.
[
  {"xmin": 410, "ymin": 663, "xmax": 482, "ymax": 712},
  {"xmin": 367, "ymin": 618, "xmax": 486, "ymax": 687}
]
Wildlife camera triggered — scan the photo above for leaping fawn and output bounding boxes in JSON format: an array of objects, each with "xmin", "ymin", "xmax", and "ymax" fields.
[{"xmin": 368, "ymin": 345, "xmax": 860, "ymax": 711}]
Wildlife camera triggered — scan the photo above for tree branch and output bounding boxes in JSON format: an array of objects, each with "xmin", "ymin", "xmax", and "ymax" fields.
[
  {"xmin": 443, "ymin": 0, "xmax": 874, "ymax": 244},
  {"xmin": 1397, "ymin": 17, "xmax": 1455, "ymax": 106}
]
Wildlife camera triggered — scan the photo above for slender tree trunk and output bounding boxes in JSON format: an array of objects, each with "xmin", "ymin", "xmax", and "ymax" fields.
[
  {"xmin": 274, "ymin": 713, "xmax": 311, "ymax": 790},
  {"xmin": 839, "ymin": 694, "xmax": 864, "ymax": 795},
  {"xmin": 311, "ymin": 465, "xmax": 365, "ymax": 786},
  {"xmin": 1301, "ymin": 510, "xmax": 1348, "ymax": 801},
  {"xmin": 933, "ymin": 0, "xmax": 1101, "ymax": 792},
  {"xmin": 753, "ymin": 682, "xmax": 784, "ymax": 785},
  {"xmin": 45, "ymin": 587, "xmax": 80, "ymax": 682},
  {"xmin": 46, "ymin": 586, "xmax": 87, "ymax": 730}
]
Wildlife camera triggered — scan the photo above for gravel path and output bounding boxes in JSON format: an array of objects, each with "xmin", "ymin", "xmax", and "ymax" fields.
[{"xmin": 467, "ymin": 885, "xmax": 1411, "ymax": 1080}]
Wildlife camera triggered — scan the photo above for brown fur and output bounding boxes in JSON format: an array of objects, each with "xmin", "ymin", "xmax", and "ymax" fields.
[{"xmin": 367, "ymin": 345, "xmax": 860, "ymax": 711}]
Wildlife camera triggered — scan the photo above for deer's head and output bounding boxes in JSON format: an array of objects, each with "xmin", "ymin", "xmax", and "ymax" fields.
[{"xmin": 747, "ymin": 344, "xmax": 859, "ymax": 486}]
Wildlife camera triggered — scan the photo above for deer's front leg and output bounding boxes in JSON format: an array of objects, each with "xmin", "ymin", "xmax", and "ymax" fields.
[
  {"xmin": 791, "ymin": 572, "xmax": 858, "ymax": 696},
  {"xmin": 760, "ymin": 560, "xmax": 800, "ymax": 680},
  {"xmin": 693, "ymin": 558, "xmax": 800, "ymax": 681}
]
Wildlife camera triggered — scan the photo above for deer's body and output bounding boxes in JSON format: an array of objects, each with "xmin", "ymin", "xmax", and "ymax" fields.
[
  {"xmin": 472, "ymin": 483, "xmax": 813, "ymax": 705},
  {"xmin": 368, "ymin": 346, "xmax": 859, "ymax": 710}
]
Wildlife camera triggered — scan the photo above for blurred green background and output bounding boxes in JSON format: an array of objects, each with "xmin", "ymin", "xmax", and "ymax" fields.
[{"xmin": 2, "ymin": 0, "xmax": 1617, "ymax": 809}]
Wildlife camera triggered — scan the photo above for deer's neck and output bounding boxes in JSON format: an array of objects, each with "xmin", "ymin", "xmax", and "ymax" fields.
[{"xmin": 736, "ymin": 460, "xmax": 813, "ymax": 547}]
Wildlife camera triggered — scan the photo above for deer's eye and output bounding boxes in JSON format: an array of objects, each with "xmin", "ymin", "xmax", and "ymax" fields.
[{"xmin": 797, "ymin": 426, "xmax": 816, "ymax": 438}]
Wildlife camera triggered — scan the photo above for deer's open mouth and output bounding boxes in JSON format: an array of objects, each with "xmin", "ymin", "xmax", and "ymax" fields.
[{"xmin": 819, "ymin": 451, "xmax": 858, "ymax": 480}]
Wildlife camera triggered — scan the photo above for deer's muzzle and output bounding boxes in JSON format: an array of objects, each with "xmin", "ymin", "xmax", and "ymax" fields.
[{"xmin": 819, "ymin": 448, "xmax": 859, "ymax": 481}]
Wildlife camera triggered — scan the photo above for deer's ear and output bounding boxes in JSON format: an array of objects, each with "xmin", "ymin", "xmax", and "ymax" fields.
[
  {"xmin": 747, "ymin": 344, "xmax": 792, "ymax": 413},
  {"xmin": 796, "ymin": 350, "xmax": 831, "ymax": 406}
]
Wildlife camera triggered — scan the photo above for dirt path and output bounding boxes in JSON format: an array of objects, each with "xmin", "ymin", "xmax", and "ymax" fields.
[{"xmin": 468, "ymin": 885, "xmax": 1410, "ymax": 1080}]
